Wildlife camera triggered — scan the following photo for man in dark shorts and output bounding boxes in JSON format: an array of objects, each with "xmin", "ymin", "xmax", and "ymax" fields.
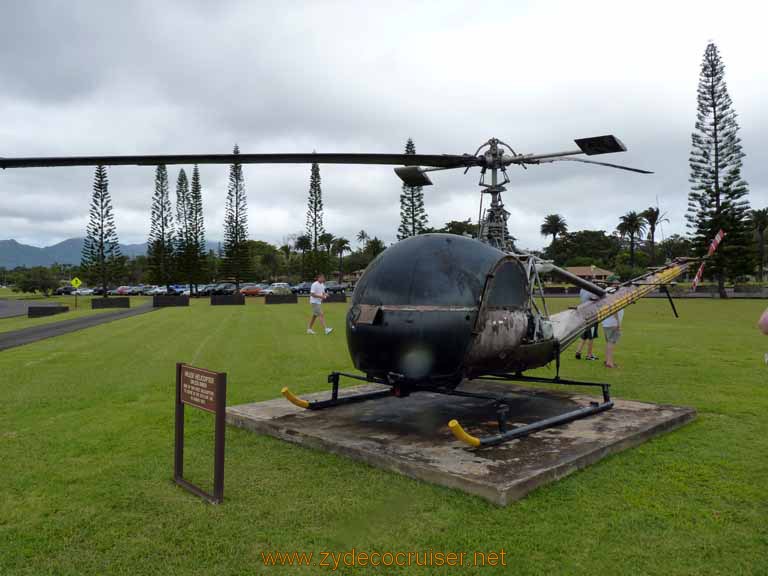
[{"xmin": 574, "ymin": 287, "xmax": 599, "ymax": 360}]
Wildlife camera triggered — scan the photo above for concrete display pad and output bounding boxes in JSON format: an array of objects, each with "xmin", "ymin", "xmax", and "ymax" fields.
[
  {"xmin": 28, "ymin": 305, "xmax": 69, "ymax": 318},
  {"xmin": 1, "ymin": 299, "xmax": 63, "ymax": 319},
  {"xmin": 211, "ymin": 294, "xmax": 245, "ymax": 305},
  {"xmin": 227, "ymin": 381, "xmax": 695, "ymax": 505}
]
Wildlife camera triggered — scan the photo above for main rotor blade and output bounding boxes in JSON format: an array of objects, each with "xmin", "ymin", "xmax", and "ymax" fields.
[
  {"xmin": 0, "ymin": 152, "xmax": 479, "ymax": 170},
  {"xmin": 525, "ymin": 156, "xmax": 653, "ymax": 174}
]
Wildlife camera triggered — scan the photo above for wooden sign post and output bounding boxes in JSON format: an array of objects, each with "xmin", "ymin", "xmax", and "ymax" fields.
[{"xmin": 174, "ymin": 363, "xmax": 227, "ymax": 504}]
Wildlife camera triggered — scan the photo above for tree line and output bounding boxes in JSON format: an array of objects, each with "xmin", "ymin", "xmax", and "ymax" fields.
[
  {"xmin": 541, "ymin": 42, "xmax": 766, "ymax": 293},
  {"xmin": 10, "ymin": 43, "xmax": 764, "ymax": 297},
  {"xmin": 78, "ymin": 145, "xmax": 252, "ymax": 293}
]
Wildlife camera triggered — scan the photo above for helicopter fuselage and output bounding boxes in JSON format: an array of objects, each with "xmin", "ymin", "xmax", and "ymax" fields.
[{"xmin": 346, "ymin": 234, "xmax": 556, "ymax": 389}]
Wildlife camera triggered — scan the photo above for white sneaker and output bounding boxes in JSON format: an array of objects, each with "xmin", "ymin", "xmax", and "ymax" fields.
[
  {"xmin": 307, "ymin": 329, "xmax": 316, "ymax": 335},
  {"xmin": 325, "ymin": 328, "xmax": 334, "ymax": 335}
]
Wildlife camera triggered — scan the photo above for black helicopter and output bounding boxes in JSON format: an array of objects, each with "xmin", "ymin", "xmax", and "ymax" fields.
[{"xmin": 1, "ymin": 134, "xmax": 692, "ymax": 447}]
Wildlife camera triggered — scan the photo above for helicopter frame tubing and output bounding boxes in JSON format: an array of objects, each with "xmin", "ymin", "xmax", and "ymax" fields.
[
  {"xmin": 282, "ymin": 370, "xmax": 613, "ymax": 448},
  {"xmin": 447, "ymin": 373, "xmax": 613, "ymax": 447},
  {"xmin": 281, "ymin": 372, "xmax": 393, "ymax": 410}
]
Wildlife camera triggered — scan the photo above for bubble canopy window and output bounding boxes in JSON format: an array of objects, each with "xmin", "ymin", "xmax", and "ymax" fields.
[
  {"xmin": 484, "ymin": 260, "xmax": 527, "ymax": 309},
  {"xmin": 353, "ymin": 234, "xmax": 505, "ymax": 308}
]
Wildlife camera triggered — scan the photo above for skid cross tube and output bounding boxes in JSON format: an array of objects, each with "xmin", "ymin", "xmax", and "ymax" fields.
[{"xmin": 448, "ymin": 373, "xmax": 613, "ymax": 447}]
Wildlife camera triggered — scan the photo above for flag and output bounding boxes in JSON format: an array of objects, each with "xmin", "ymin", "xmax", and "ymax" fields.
[{"xmin": 691, "ymin": 229, "xmax": 726, "ymax": 291}]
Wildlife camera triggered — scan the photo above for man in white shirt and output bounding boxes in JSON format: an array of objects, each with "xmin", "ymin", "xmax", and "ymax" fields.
[
  {"xmin": 574, "ymin": 287, "xmax": 599, "ymax": 360},
  {"xmin": 602, "ymin": 276, "xmax": 623, "ymax": 368},
  {"xmin": 307, "ymin": 273, "xmax": 333, "ymax": 335}
]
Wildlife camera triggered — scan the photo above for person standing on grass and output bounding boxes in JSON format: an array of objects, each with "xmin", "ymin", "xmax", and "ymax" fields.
[
  {"xmin": 759, "ymin": 307, "xmax": 768, "ymax": 364},
  {"xmin": 575, "ymin": 287, "xmax": 599, "ymax": 360},
  {"xmin": 307, "ymin": 273, "xmax": 333, "ymax": 335},
  {"xmin": 602, "ymin": 276, "xmax": 623, "ymax": 368}
]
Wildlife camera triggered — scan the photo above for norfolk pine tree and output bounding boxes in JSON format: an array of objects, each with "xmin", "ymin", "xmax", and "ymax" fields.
[
  {"xmin": 189, "ymin": 164, "xmax": 207, "ymax": 290},
  {"xmin": 147, "ymin": 164, "xmax": 175, "ymax": 290},
  {"xmin": 174, "ymin": 168, "xmax": 192, "ymax": 288},
  {"xmin": 81, "ymin": 165, "xmax": 125, "ymax": 294},
  {"xmin": 221, "ymin": 145, "xmax": 251, "ymax": 288},
  {"xmin": 397, "ymin": 138, "xmax": 428, "ymax": 240},
  {"xmin": 686, "ymin": 42, "xmax": 752, "ymax": 297},
  {"xmin": 305, "ymin": 160, "xmax": 326, "ymax": 275}
]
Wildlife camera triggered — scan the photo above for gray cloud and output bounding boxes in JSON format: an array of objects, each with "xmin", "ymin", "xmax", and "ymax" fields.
[{"xmin": 1, "ymin": 0, "xmax": 766, "ymax": 250}]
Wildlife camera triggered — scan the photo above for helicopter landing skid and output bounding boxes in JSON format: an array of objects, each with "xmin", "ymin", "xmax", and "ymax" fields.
[
  {"xmin": 448, "ymin": 374, "xmax": 613, "ymax": 447},
  {"xmin": 281, "ymin": 372, "xmax": 392, "ymax": 410},
  {"xmin": 281, "ymin": 372, "xmax": 613, "ymax": 449}
]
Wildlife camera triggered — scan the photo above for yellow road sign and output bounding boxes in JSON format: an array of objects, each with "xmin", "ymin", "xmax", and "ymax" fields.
[{"xmin": 70, "ymin": 277, "xmax": 82, "ymax": 289}]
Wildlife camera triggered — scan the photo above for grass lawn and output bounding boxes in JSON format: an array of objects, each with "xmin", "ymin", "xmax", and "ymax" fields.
[
  {"xmin": 0, "ymin": 295, "xmax": 151, "ymax": 334},
  {"xmin": 1, "ymin": 297, "xmax": 766, "ymax": 575}
]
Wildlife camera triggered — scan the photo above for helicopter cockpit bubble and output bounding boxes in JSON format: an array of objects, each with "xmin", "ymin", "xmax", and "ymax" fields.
[{"xmin": 347, "ymin": 233, "xmax": 508, "ymax": 386}]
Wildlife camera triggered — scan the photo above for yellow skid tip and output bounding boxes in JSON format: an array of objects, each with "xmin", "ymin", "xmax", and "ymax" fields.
[
  {"xmin": 448, "ymin": 419, "xmax": 481, "ymax": 448},
  {"xmin": 281, "ymin": 387, "xmax": 310, "ymax": 409}
]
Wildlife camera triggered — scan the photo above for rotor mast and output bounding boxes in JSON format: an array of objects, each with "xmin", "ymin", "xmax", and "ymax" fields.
[{"xmin": 476, "ymin": 138, "xmax": 515, "ymax": 252}]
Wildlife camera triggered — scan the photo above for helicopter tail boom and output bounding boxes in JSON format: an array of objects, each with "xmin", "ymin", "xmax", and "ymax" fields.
[{"xmin": 551, "ymin": 259, "xmax": 691, "ymax": 349}]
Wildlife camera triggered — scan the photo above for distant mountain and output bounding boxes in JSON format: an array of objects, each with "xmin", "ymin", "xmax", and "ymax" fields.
[
  {"xmin": 0, "ymin": 237, "xmax": 220, "ymax": 269},
  {"xmin": 0, "ymin": 238, "xmax": 147, "ymax": 268}
]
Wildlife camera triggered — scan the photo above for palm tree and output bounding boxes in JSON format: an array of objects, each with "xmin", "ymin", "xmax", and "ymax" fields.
[
  {"xmin": 332, "ymin": 237, "xmax": 351, "ymax": 282},
  {"xmin": 540, "ymin": 214, "xmax": 568, "ymax": 245},
  {"xmin": 752, "ymin": 208, "xmax": 768, "ymax": 283},
  {"xmin": 294, "ymin": 234, "xmax": 311, "ymax": 280},
  {"xmin": 640, "ymin": 206, "xmax": 669, "ymax": 265},
  {"xmin": 279, "ymin": 244, "xmax": 292, "ymax": 276},
  {"xmin": 318, "ymin": 232, "xmax": 335, "ymax": 253},
  {"xmin": 617, "ymin": 211, "xmax": 648, "ymax": 268},
  {"xmin": 356, "ymin": 229, "xmax": 369, "ymax": 249},
  {"xmin": 366, "ymin": 237, "xmax": 386, "ymax": 258}
]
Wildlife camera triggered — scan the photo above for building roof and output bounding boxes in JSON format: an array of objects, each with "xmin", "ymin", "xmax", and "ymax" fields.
[{"xmin": 566, "ymin": 266, "xmax": 614, "ymax": 277}]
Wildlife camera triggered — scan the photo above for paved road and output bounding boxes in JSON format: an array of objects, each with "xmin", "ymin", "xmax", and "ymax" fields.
[
  {"xmin": 0, "ymin": 298, "xmax": 66, "ymax": 319},
  {"xmin": 0, "ymin": 303, "xmax": 155, "ymax": 352}
]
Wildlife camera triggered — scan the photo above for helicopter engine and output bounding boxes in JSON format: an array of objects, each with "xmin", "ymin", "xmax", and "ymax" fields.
[{"xmin": 346, "ymin": 233, "xmax": 555, "ymax": 391}]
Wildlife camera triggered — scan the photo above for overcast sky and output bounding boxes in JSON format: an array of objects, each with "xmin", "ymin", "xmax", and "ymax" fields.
[{"xmin": 1, "ymin": 0, "xmax": 766, "ymax": 251}]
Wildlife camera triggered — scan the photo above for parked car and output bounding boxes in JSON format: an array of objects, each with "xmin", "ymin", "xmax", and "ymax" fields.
[
  {"xmin": 240, "ymin": 283, "xmax": 262, "ymax": 296},
  {"xmin": 292, "ymin": 281, "xmax": 312, "ymax": 294},
  {"xmin": 108, "ymin": 286, "xmax": 131, "ymax": 295},
  {"xmin": 261, "ymin": 282, "xmax": 291, "ymax": 295},
  {"xmin": 54, "ymin": 286, "xmax": 76, "ymax": 296},
  {"xmin": 91, "ymin": 287, "xmax": 106, "ymax": 296},
  {"xmin": 212, "ymin": 283, "xmax": 236, "ymax": 295},
  {"xmin": 74, "ymin": 288, "xmax": 94, "ymax": 296},
  {"xmin": 324, "ymin": 281, "xmax": 348, "ymax": 294}
]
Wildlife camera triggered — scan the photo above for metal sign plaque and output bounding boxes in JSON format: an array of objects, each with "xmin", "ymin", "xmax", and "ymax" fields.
[
  {"xmin": 174, "ymin": 363, "xmax": 227, "ymax": 504},
  {"xmin": 180, "ymin": 365, "xmax": 220, "ymax": 413}
]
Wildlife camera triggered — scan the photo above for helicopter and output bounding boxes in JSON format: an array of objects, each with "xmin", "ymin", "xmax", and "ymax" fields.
[{"xmin": 0, "ymin": 135, "xmax": 696, "ymax": 447}]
